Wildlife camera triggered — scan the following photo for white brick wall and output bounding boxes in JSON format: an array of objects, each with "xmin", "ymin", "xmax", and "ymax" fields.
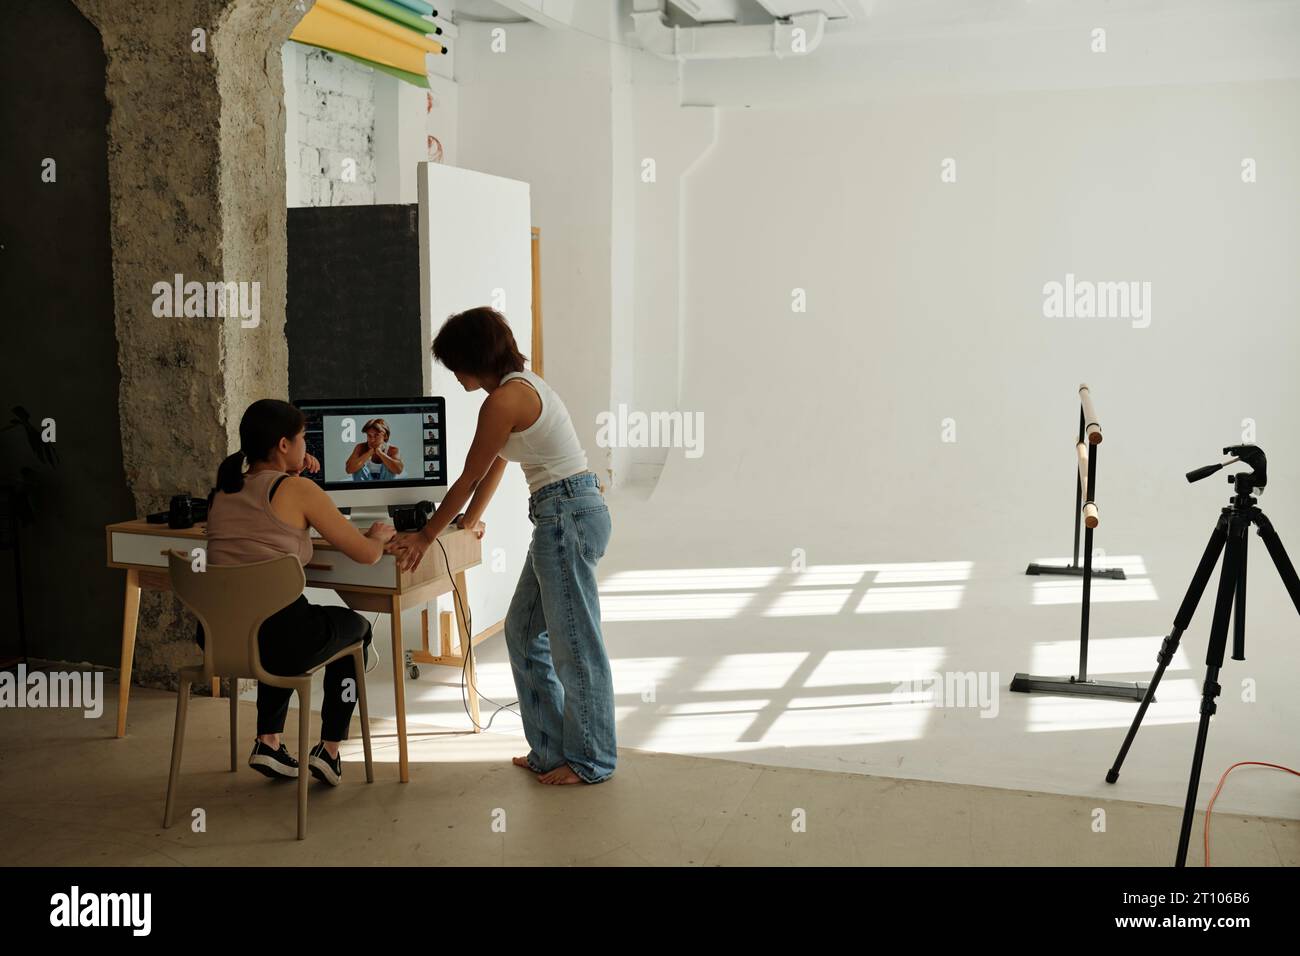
[
  {"xmin": 293, "ymin": 48, "xmax": 377, "ymax": 207},
  {"xmin": 284, "ymin": 29, "xmax": 458, "ymax": 208}
]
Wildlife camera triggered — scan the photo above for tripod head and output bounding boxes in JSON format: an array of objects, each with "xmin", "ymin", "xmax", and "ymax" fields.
[{"xmin": 1186, "ymin": 444, "xmax": 1268, "ymax": 495}]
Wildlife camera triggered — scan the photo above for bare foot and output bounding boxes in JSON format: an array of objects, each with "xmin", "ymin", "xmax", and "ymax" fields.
[
  {"xmin": 512, "ymin": 756, "xmax": 539, "ymax": 772},
  {"xmin": 538, "ymin": 764, "xmax": 583, "ymax": 785}
]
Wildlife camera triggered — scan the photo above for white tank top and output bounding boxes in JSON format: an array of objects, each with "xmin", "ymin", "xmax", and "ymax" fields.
[{"xmin": 498, "ymin": 369, "xmax": 589, "ymax": 494}]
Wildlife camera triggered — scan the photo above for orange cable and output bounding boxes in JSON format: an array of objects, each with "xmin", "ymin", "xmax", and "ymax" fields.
[{"xmin": 1203, "ymin": 761, "xmax": 1300, "ymax": 866}]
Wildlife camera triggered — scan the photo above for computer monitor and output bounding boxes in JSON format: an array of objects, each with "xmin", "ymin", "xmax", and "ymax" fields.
[{"xmin": 294, "ymin": 397, "xmax": 448, "ymax": 517}]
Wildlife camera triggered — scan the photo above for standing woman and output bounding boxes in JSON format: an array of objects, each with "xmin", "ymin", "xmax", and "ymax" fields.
[{"xmin": 387, "ymin": 307, "xmax": 615, "ymax": 785}]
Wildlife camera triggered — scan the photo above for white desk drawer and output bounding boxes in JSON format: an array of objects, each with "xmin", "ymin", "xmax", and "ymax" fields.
[
  {"xmin": 305, "ymin": 553, "xmax": 398, "ymax": 589},
  {"xmin": 112, "ymin": 532, "xmax": 395, "ymax": 589},
  {"xmin": 110, "ymin": 522, "xmax": 473, "ymax": 596},
  {"xmin": 111, "ymin": 532, "xmax": 202, "ymax": 567}
]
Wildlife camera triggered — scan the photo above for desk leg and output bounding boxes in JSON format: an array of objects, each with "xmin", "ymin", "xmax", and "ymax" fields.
[
  {"xmin": 390, "ymin": 595, "xmax": 410, "ymax": 783},
  {"xmin": 116, "ymin": 568, "xmax": 141, "ymax": 738},
  {"xmin": 452, "ymin": 570, "xmax": 481, "ymax": 733}
]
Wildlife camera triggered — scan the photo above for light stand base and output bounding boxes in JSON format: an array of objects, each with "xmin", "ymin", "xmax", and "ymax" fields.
[
  {"xmin": 1025, "ymin": 563, "xmax": 1127, "ymax": 580},
  {"xmin": 1010, "ymin": 672, "xmax": 1149, "ymax": 701}
]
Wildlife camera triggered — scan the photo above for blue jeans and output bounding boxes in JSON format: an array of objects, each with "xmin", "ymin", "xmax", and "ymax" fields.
[{"xmin": 504, "ymin": 471, "xmax": 616, "ymax": 783}]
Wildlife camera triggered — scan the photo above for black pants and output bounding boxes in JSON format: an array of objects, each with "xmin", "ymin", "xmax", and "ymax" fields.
[{"xmin": 195, "ymin": 596, "xmax": 373, "ymax": 742}]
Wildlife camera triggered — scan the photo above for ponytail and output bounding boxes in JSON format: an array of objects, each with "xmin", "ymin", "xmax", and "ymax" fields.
[
  {"xmin": 209, "ymin": 399, "xmax": 305, "ymax": 501},
  {"xmin": 214, "ymin": 450, "xmax": 248, "ymax": 497}
]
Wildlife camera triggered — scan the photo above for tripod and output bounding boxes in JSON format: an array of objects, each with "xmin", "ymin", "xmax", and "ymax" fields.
[{"xmin": 1105, "ymin": 445, "xmax": 1300, "ymax": 866}]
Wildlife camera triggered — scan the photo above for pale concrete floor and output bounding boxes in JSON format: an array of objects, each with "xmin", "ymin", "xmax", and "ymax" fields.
[
  {"xmin": 1, "ymin": 687, "xmax": 1296, "ymax": 866},
  {"xmin": 573, "ymin": 489, "xmax": 1300, "ymax": 822}
]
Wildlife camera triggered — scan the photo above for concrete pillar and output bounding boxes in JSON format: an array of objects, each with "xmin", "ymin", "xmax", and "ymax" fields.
[{"xmin": 71, "ymin": 0, "xmax": 306, "ymax": 685}]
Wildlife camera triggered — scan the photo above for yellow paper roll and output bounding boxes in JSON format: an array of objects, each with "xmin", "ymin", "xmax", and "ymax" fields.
[{"xmin": 291, "ymin": 0, "xmax": 443, "ymax": 76}]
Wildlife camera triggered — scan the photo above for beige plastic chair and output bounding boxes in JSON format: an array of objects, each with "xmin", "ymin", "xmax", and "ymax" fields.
[{"xmin": 162, "ymin": 550, "xmax": 374, "ymax": 840}]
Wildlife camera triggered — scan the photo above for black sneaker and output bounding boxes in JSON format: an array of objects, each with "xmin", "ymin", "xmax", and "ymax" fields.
[
  {"xmin": 308, "ymin": 742, "xmax": 342, "ymax": 786},
  {"xmin": 248, "ymin": 740, "xmax": 299, "ymax": 779}
]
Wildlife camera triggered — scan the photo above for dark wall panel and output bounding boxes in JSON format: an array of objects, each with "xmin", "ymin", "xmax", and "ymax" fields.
[
  {"xmin": 0, "ymin": 0, "xmax": 134, "ymax": 665},
  {"xmin": 287, "ymin": 204, "xmax": 424, "ymax": 402}
]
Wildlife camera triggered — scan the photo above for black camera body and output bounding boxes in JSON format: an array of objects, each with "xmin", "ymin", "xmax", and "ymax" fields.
[
  {"xmin": 146, "ymin": 494, "xmax": 209, "ymax": 529},
  {"xmin": 388, "ymin": 500, "xmax": 434, "ymax": 532}
]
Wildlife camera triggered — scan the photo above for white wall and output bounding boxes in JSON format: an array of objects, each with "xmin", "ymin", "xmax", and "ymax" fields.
[
  {"xmin": 454, "ymin": 17, "xmax": 619, "ymax": 486},
  {"xmin": 609, "ymin": 39, "xmax": 636, "ymax": 487},
  {"xmin": 651, "ymin": 82, "xmax": 1300, "ymax": 557},
  {"xmin": 608, "ymin": 0, "xmax": 1300, "ymax": 494},
  {"xmin": 618, "ymin": 6, "xmax": 1300, "ymax": 816},
  {"xmin": 627, "ymin": 52, "xmax": 715, "ymax": 485},
  {"xmin": 374, "ymin": 72, "xmax": 460, "ymax": 203},
  {"xmin": 442, "ymin": 2, "xmax": 1300, "ymax": 517},
  {"xmin": 615, "ymin": 1, "xmax": 1300, "ymax": 555},
  {"xmin": 625, "ymin": 65, "xmax": 1300, "ymax": 818}
]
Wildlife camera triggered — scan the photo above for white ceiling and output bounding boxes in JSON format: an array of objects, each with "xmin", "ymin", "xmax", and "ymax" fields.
[
  {"xmin": 449, "ymin": 0, "xmax": 1300, "ymax": 98},
  {"xmin": 680, "ymin": 0, "xmax": 1300, "ymax": 104}
]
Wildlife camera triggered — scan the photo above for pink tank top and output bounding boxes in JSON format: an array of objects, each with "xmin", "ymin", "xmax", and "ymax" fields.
[{"xmin": 205, "ymin": 470, "xmax": 314, "ymax": 569}]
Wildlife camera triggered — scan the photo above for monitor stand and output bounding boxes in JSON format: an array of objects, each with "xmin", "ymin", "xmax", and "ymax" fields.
[{"xmin": 345, "ymin": 505, "xmax": 391, "ymax": 531}]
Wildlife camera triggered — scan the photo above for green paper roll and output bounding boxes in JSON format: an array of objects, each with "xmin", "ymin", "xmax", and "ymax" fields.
[
  {"xmin": 344, "ymin": 0, "xmax": 439, "ymax": 37},
  {"xmin": 389, "ymin": 0, "xmax": 436, "ymax": 16},
  {"xmin": 332, "ymin": 46, "xmax": 430, "ymax": 87}
]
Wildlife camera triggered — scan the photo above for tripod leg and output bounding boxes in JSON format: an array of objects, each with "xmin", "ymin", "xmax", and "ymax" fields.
[
  {"xmin": 1204, "ymin": 516, "xmax": 1244, "ymax": 670},
  {"xmin": 1106, "ymin": 513, "xmax": 1228, "ymax": 784},
  {"xmin": 1253, "ymin": 511, "xmax": 1300, "ymax": 617},
  {"xmin": 1175, "ymin": 519, "xmax": 1242, "ymax": 866},
  {"xmin": 1176, "ymin": 666, "xmax": 1222, "ymax": 867},
  {"xmin": 1233, "ymin": 530, "xmax": 1247, "ymax": 662}
]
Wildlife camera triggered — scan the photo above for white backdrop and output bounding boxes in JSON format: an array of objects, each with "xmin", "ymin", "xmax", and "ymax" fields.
[
  {"xmin": 653, "ymin": 84, "xmax": 1300, "ymax": 560},
  {"xmin": 418, "ymin": 161, "xmax": 534, "ymax": 643},
  {"xmin": 621, "ymin": 80, "xmax": 1300, "ymax": 819}
]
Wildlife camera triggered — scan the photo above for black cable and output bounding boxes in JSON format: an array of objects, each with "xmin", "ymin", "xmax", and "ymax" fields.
[{"xmin": 433, "ymin": 532, "xmax": 521, "ymax": 731}]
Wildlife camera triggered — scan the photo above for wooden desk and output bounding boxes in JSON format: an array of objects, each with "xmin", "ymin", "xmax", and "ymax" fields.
[{"xmin": 106, "ymin": 519, "xmax": 489, "ymax": 782}]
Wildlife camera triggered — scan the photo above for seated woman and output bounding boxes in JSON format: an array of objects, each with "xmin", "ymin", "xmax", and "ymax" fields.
[
  {"xmin": 199, "ymin": 398, "xmax": 395, "ymax": 786},
  {"xmin": 346, "ymin": 418, "xmax": 404, "ymax": 481}
]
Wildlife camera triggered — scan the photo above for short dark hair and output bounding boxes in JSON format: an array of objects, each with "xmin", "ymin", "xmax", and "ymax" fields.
[{"xmin": 432, "ymin": 306, "xmax": 527, "ymax": 379}]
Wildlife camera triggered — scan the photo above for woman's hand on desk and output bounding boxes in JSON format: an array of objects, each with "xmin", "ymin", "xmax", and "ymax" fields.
[
  {"xmin": 365, "ymin": 522, "xmax": 396, "ymax": 544},
  {"xmin": 456, "ymin": 516, "xmax": 486, "ymax": 539},
  {"xmin": 386, "ymin": 519, "xmax": 485, "ymax": 571},
  {"xmin": 386, "ymin": 531, "xmax": 430, "ymax": 572}
]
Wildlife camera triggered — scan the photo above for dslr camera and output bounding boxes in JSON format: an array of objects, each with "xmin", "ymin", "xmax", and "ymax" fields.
[
  {"xmin": 146, "ymin": 494, "xmax": 209, "ymax": 529},
  {"xmin": 388, "ymin": 500, "xmax": 434, "ymax": 532}
]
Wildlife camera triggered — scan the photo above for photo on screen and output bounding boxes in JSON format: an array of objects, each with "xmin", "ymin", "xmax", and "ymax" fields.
[{"xmin": 322, "ymin": 413, "xmax": 425, "ymax": 483}]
